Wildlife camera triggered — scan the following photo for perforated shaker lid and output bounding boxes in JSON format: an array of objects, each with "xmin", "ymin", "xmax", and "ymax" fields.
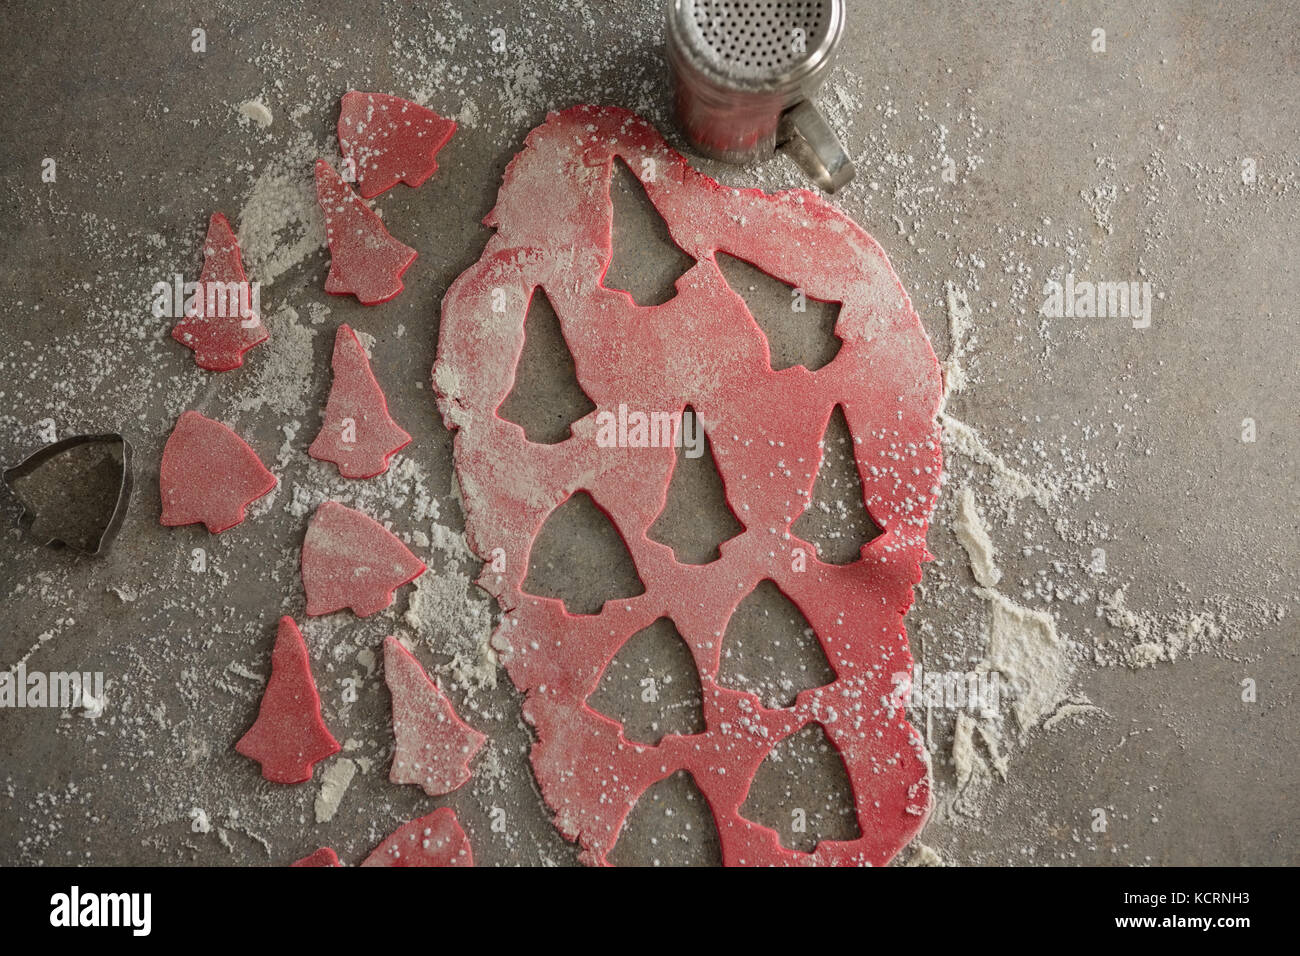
[{"xmin": 672, "ymin": 0, "xmax": 843, "ymax": 90}]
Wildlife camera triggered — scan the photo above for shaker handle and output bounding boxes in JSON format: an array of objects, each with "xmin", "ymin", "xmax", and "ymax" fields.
[{"xmin": 778, "ymin": 100, "xmax": 855, "ymax": 193}]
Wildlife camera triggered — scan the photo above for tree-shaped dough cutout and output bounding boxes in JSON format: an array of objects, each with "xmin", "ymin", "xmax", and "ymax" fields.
[
  {"xmin": 603, "ymin": 158, "xmax": 696, "ymax": 306},
  {"xmin": 235, "ymin": 616, "xmax": 340, "ymax": 784},
  {"xmin": 609, "ymin": 770, "xmax": 722, "ymax": 867},
  {"xmin": 791, "ymin": 404, "xmax": 882, "ymax": 564},
  {"xmin": 716, "ymin": 252, "xmax": 841, "ymax": 371},
  {"xmin": 523, "ymin": 491, "xmax": 645, "ymax": 615},
  {"xmin": 740, "ymin": 724, "xmax": 861, "ymax": 854},
  {"xmin": 647, "ymin": 407, "xmax": 743, "ymax": 564},
  {"xmin": 718, "ymin": 579, "xmax": 835, "ymax": 708},
  {"xmin": 160, "ymin": 411, "xmax": 276, "ymax": 533},
  {"xmin": 361, "ymin": 807, "xmax": 473, "ymax": 867},
  {"xmin": 309, "ymin": 324, "xmax": 411, "ymax": 478},
  {"xmin": 588, "ymin": 617, "xmax": 706, "ymax": 745},
  {"xmin": 496, "ymin": 287, "xmax": 596, "ymax": 444}
]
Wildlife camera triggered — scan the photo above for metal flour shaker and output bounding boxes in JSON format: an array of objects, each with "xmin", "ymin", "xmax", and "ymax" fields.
[{"xmin": 666, "ymin": 0, "xmax": 854, "ymax": 192}]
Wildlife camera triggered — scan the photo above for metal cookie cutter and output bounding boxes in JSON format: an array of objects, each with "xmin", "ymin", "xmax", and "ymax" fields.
[
  {"xmin": 2, "ymin": 433, "xmax": 134, "ymax": 556},
  {"xmin": 667, "ymin": 0, "xmax": 854, "ymax": 192}
]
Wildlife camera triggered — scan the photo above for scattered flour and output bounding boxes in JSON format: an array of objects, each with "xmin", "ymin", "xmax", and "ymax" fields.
[
  {"xmin": 941, "ymin": 281, "xmax": 973, "ymax": 398},
  {"xmin": 238, "ymin": 98, "xmax": 274, "ymax": 129},
  {"xmin": 235, "ymin": 304, "xmax": 316, "ymax": 417},
  {"xmin": 901, "ymin": 842, "xmax": 945, "ymax": 866},
  {"xmin": 940, "ymin": 414, "xmax": 1052, "ymax": 507},
  {"xmin": 980, "ymin": 589, "xmax": 1073, "ymax": 735},
  {"xmin": 314, "ymin": 758, "xmax": 357, "ymax": 823},
  {"xmin": 237, "ymin": 133, "xmax": 326, "ymax": 287},
  {"xmin": 403, "ymin": 565, "xmax": 498, "ymax": 692},
  {"xmin": 953, "ymin": 485, "xmax": 1000, "ymax": 587},
  {"xmin": 1094, "ymin": 587, "xmax": 1283, "ymax": 669},
  {"xmin": 944, "ymin": 470, "xmax": 1078, "ymax": 806}
]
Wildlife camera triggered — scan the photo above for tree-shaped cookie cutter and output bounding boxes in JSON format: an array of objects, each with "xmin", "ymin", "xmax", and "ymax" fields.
[{"xmin": 2, "ymin": 433, "xmax": 134, "ymax": 556}]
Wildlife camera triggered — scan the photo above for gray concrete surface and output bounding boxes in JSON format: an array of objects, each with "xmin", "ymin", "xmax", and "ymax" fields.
[{"xmin": 0, "ymin": 1, "xmax": 1295, "ymax": 866}]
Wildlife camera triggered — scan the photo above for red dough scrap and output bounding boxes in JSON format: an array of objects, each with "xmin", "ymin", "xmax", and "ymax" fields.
[
  {"xmin": 337, "ymin": 91, "xmax": 457, "ymax": 199},
  {"xmin": 171, "ymin": 212, "xmax": 268, "ymax": 371},
  {"xmin": 236, "ymin": 616, "xmax": 341, "ymax": 785},
  {"xmin": 308, "ymin": 324, "xmax": 411, "ymax": 478},
  {"xmin": 433, "ymin": 106, "xmax": 944, "ymax": 866},
  {"xmin": 315, "ymin": 160, "xmax": 417, "ymax": 305},
  {"xmin": 300, "ymin": 500, "xmax": 426, "ymax": 617},
  {"xmin": 383, "ymin": 636, "xmax": 485, "ymax": 796},
  {"xmin": 360, "ymin": 807, "xmax": 473, "ymax": 867},
  {"xmin": 291, "ymin": 847, "xmax": 341, "ymax": 867},
  {"xmin": 160, "ymin": 411, "xmax": 277, "ymax": 533}
]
